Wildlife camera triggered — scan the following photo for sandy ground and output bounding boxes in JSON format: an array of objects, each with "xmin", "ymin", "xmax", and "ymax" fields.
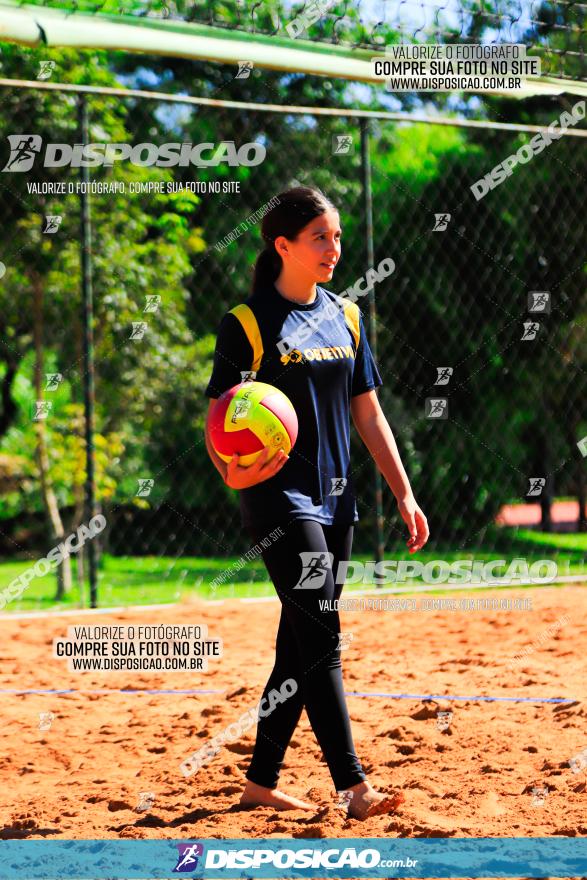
[{"xmin": 1, "ymin": 585, "xmax": 586, "ymax": 842}]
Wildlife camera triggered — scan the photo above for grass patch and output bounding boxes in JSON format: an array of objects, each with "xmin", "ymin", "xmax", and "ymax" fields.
[{"xmin": 1, "ymin": 529, "xmax": 585, "ymax": 613}]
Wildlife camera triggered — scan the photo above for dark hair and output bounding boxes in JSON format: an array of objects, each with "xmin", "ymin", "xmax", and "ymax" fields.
[{"xmin": 252, "ymin": 186, "xmax": 337, "ymax": 295}]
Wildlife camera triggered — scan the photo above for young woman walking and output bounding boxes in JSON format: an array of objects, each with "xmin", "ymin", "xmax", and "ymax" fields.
[{"xmin": 204, "ymin": 186, "xmax": 429, "ymax": 820}]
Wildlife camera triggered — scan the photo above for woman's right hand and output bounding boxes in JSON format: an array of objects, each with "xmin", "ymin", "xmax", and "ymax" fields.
[{"xmin": 224, "ymin": 447, "xmax": 289, "ymax": 490}]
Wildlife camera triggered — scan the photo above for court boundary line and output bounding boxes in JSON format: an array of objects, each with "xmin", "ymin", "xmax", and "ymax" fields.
[
  {"xmin": 0, "ymin": 688, "xmax": 577, "ymax": 703},
  {"xmin": 1, "ymin": 575, "xmax": 585, "ymax": 618},
  {"xmin": 236, "ymin": 575, "xmax": 586, "ymax": 604}
]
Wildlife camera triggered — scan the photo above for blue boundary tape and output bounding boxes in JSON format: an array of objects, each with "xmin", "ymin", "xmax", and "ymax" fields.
[{"xmin": 0, "ymin": 688, "xmax": 577, "ymax": 702}]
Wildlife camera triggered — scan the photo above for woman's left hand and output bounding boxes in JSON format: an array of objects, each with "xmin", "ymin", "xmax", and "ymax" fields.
[{"xmin": 397, "ymin": 495, "xmax": 429, "ymax": 553}]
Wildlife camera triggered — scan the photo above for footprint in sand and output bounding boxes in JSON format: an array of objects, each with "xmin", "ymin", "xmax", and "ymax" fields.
[
  {"xmin": 9, "ymin": 815, "xmax": 37, "ymax": 831},
  {"xmin": 225, "ymin": 743, "xmax": 253, "ymax": 756},
  {"xmin": 410, "ymin": 702, "xmax": 441, "ymax": 720},
  {"xmin": 217, "ymin": 784, "xmax": 242, "ymax": 795},
  {"xmin": 478, "ymin": 791, "xmax": 507, "ymax": 816},
  {"xmin": 385, "ymin": 819, "xmax": 414, "ymax": 835},
  {"xmin": 107, "ymin": 800, "xmax": 132, "ymax": 812},
  {"xmin": 396, "ymin": 744, "xmax": 417, "ymax": 755},
  {"xmin": 412, "ymin": 825, "xmax": 455, "ymax": 837},
  {"xmin": 201, "ymin": 707, "xmax": 223, "ymax": 717},
  {"xmin": 293, "ymin": 828, "xmax": 327, "ymax": 839},
  {"xmin": 381, "ymin": 727, "xmax": 408, "ymax": 740}
]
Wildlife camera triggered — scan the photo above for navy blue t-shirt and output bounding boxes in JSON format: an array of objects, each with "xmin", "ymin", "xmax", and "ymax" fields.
[{"xmin": 205, "ymin": 284, "xmax": 383, "ymax": 529}]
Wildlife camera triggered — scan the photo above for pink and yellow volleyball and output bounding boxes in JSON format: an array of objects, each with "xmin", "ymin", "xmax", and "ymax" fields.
[{"xmin": 209, "ymin": 381, "xmax": 298, "ymax": 466}]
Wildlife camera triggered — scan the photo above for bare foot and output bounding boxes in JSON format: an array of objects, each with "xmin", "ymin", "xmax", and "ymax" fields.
[
  {"xmin": 345, "ymin": 780, "xmax": 405, "ymax": 821},
  {"xmin": 239, "ymin": 780, "xmax": 314, "ymax": 811}
]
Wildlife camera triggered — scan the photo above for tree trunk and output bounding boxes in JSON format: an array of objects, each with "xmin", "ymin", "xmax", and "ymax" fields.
[
  {"xmin": 534, "ymin": 400, "xmax": 553, "ymax": 532},
  {"xmin": 0, "ymin": 354, "xmax": 19, "ymax": 441},
  {"xmin": 70, "ymin": 477, "xmax": 86, "ymax": 604},
  {"xmin": 572, "ymin": 422, "xmax": 587, "ymax": 532},
  {"xmin": 31, "ymin": 270, "xmax": 72, "ymax": 599},
  {"xmin": 578, "ymin": 462, "xmax": 586, "ymax": 532}
]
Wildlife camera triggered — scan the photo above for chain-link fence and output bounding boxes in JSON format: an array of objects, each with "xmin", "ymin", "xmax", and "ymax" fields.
[
  {"xmin": 0, "ymin": 79, "xmax": 585, "ymax": 606},
  {"xmin": 8, "ymin": 0, "xmax": 586, "ymax": 81}
]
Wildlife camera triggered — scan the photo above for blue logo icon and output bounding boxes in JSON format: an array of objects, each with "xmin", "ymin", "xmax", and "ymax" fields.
[{"xmin": 173, "ymin": 843, "xmax": 204, "ymax": 872}]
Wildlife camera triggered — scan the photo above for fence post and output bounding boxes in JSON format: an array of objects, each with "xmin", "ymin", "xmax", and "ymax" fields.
[
  {"xmin": 78, "ymin": 93, "xmax": 98, "ymax": 608},
  {"xmin": 360, "ymin": 118, "xmax": 384, "ymax": 569}
]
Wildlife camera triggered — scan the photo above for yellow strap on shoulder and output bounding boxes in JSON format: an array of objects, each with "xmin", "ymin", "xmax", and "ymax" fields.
[
  {"xmin": 342, "ymin": 301, "xmax": 360, "ymax": 349},
  {"xmin": 228, "ymin": 303, "xmax": 264, "ymax": 372}
]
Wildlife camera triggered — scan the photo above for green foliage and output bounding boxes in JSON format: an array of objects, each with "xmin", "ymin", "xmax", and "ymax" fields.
[
  {"xmin": 0, "ymin": 20, "xmax": 584, "ymax": 559},
  {"xmin": 0, "ymin": 45, "xmax": 203, "ymax": 524},
  {"xmin": 0, "ymin": 352, "xmax": 125, "ymax": 517}
]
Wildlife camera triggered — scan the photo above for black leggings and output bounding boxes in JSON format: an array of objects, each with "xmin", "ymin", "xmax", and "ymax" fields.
[{"xmin": 245, "ymin": 518, "xmax": 366, "ymax": 792}]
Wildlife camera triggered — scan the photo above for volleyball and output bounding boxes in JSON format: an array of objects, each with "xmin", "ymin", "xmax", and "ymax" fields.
[{"xmin": 209, "ymin": 381, "xmax": 298, "ymax": 466}]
